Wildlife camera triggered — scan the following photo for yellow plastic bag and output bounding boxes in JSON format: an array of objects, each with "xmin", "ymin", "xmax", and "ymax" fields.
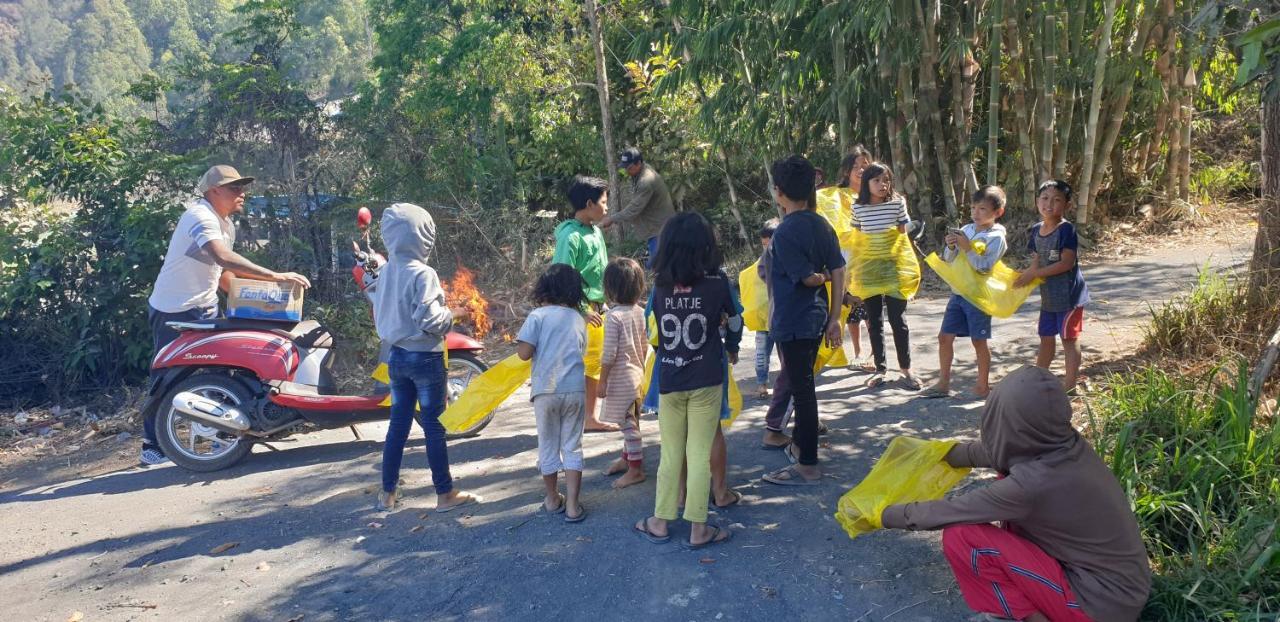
[
  {"xmin": 584, "ymin": 320, "xmax": 604, "ymax": 380},
  {"xmin": 372, "ymin": 345, "xmax": 450, "ymax": 408},
  {"xmin": 439, "ymin": 354, "xmax": 531, "ymax": 434},
  {"xmin": 834, "ymin": 436, "xmax": 971, "ymax": 539},
  {"xmin": 847, "ymin": 228, "xmax": 921, "ymax": 301},
  {"xmin": 639, "ymin": 349, "xmax": 655, "ymax": 398},
  {"xmin": 721, "ymin": 363, "xmax": 743, "ymax": 428},
  {"xmin": 739, "ymin": 261, "xmax": 770, "ymax": 332},
  {"xmin": 924, "ymin": 253, "xmax": 1041, "ymax": 319},
  {"xmin": 815, "ymin": 187, "xmax": 855, "ymax": 238}
]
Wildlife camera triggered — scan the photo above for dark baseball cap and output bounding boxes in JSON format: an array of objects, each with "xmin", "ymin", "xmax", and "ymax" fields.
[{"xmin": 618, "ymin": 148, "xmax": 642, "ymax": 167}]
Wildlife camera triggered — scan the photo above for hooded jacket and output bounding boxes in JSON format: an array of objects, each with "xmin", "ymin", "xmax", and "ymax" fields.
[
  {"xmin": 369, "ymin": 203, "xmax": 452, "ymax": 352},
  {"xmin": 881, "ymin": 366, "xmax": 1150, "ymax": 622}
]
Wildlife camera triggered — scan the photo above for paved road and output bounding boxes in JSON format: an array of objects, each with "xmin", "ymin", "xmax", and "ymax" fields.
[{"xmin": 0, "ymin": 240, "xmax": 1251, "ymax": 621}]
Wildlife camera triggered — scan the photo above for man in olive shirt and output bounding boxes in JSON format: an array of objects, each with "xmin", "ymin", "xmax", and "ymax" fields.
[{"xmin": 600, "ymin": 147, "xmax": 675, "ymax": 266}]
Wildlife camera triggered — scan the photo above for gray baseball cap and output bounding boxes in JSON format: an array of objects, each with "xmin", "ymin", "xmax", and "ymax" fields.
[{"xmin": 196, "ymin": 165, "xmax": 255, "ymax": 195}]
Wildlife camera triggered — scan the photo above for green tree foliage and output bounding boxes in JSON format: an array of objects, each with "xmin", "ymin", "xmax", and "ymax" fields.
[{"xmin": 0, "ymin": 92, "xmax": 193, "ymax": 403}]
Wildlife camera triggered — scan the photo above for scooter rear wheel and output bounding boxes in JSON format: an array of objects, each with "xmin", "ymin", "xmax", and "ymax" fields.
[
  {"xmin": 157, "ymin": 373, "xmax": 255, "ymax": 472},
  {"xmin": 445, "ymin": 352, "xmax": 493, "ymax": 438}
]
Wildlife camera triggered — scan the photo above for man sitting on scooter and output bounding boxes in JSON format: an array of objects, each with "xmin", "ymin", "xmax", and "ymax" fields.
[{"xmin": 142, "ymin": 165, "xmax": 312, "ymax": 466}]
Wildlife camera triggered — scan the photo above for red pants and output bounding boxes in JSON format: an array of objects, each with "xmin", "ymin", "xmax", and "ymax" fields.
[{"xmin": 943, "ymin": 524, "xmax": 1094, "ymax": 622}]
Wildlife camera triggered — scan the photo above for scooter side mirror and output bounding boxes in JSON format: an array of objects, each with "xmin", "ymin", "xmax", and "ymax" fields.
[{"xmin": 356, "ymin": 206, "xmax": 372, "ymax": 230}]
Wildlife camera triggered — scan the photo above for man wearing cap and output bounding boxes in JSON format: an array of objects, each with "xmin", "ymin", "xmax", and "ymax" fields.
[
  {"xmin": 141, "ymin": 165, "xmax": 311, "ymax": 465},
  {"xmin": 600, "ymin": 148, "xmax": 675, "ymax": 264}
]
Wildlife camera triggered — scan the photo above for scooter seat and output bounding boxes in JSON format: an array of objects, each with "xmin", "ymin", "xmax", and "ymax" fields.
[{"xmin": 171, "ymin": 317, "xmax": 333, "ymax": 349}]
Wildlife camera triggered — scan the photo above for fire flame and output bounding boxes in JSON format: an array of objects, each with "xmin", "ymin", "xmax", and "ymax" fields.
[{"xmin": 445, "ymin": 265, "xmax": 491, "ymax": 338}]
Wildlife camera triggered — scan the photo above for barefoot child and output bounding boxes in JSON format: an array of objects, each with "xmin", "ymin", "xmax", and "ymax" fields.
[
  {"xmin": 881, "ymin": 366, "xmax": 1150, "ymax": 621},
  {"xmin": 851, "ymin": 162, "xmax": 919, "ymax": 390},
  {"xmin": 925, "ymin": 186, "xmax": 1008, "ymax": 399},
  {"xmin": 553, "ymin": 175, "xmax": 617, "ymax": 432},
  {"xmin": 515, "ymin": 264, "xmax": 590, "ymax": 523},
  {"xmin": 370, "ymin": 203, "xmax": 478, "ymax": 513},
  {"xmin": 598, "ymin": 257, "xmax": 648, "ymax": 489},
  {"xmin": 1013, "ymin": 180, "xmax": 1090, "ymax": 391},
  {"xmin": 634, "ymin": 212, "xmax": 740, "ymax": 548}
]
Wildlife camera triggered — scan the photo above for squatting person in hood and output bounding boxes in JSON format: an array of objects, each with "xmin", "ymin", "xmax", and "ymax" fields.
[
  {"xmin": 368, "ymin": 203, "xmax": 479, "ymax": 513},
  {"xmin": 880, "ymin": 366, "xmax": 1150, "ymax": 622}
]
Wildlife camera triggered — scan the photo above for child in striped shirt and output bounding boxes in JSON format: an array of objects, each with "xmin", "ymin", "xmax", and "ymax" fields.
[{"xmin": 598, "ymin": 257, "xmax": 649, "ymax": 489}]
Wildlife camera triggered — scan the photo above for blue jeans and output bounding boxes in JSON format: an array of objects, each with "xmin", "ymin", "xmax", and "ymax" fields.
[
  {"xmin": 146, "ymin": 304, "xmax": 218, "ymax": 449},
  {"xmin": 384, "ymin": 347, "xmax": 453, "ymax": 495},
  {"xmin": 754, "ymin": 331, "xmax": 774, "ymax": 386}
]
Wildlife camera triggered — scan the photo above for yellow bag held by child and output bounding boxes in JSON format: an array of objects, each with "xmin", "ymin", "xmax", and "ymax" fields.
[
  {"xmin": 722, "ymin": 362, "xmax": 743, "ymax": 428},
  {"xmin": 372, "ymin": 346, "xmax": 450, "ymax": 408},
  {"xmin": 847, "ymin": 228, "xmax": 921, "ymax": 301},
  {"xmin": 815, "ymin": 187, "xmax": 855, "ymax": 238},
  {"xmin": 834, "ymin": 436, "xmax": 971, "ymax": 539},
  {"xmin": 924, "ymin": 253, "xmax": 1041, "ymax": 319},
  {"xmin": 439, "ymin": 354, "xmax": 531, "ymax": 434},
  {"xmin": 584, "ymin": 320, "xmax": 604, "ymax": 380},
  {"xmin": 739, "ymin": 261, "xmax": 770, "ymax": 332}
]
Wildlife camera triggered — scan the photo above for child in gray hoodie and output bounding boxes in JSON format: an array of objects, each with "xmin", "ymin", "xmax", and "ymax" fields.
[{"xmin": 369, "ymin": 203, "xmax": 478, "ymax": 513}]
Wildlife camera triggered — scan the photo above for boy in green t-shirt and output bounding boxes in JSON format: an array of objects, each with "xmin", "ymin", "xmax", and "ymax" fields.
[{"xmin": 552, "ymin": 175, "xmax": 616, "ymax": 432}]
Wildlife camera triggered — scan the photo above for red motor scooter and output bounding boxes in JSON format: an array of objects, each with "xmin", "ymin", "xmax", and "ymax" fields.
[{"xmin": 139, "ymin": 211, "xmax": 494, "ymax": 472}]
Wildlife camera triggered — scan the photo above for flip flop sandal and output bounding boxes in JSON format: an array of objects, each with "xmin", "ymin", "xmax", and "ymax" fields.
[
  {"xmin": 762, "ymin": 465, "xmax": 820, "ymax": 486},
  {"xmin": 920, "ymin": 387, "xmax": 953, "ymax": 399},
  {"xmin": 686, "ymin": 525, "xmax": 733, "ymax": 550},
  {"xmin": 542, "ymin": 493, "xmax": 567, "ymax": 514},
  {"xmin": 634, "ymin": 518, "xmax": 671, "ymax": 544},
  {"xmin": 565, "ymin": 504, "xmax": 587, "ymax": 523},
  {"xmin": 817, "ymin": 422, "xmax": 830, "ymax": 436},
  {"xmin": 866, "ymin": 374, "xmax": 887, "ymax": 389},
  {"xmin": 436, "ymin": 492, "xmax": 480, "ymax": 513},
  {"xmin": 784, "ymin": 444, "xmax": 799, "ymax": 465},
  {"xmin": 759, "ymin": 440, "xmax": 791, "ymax": 451},
  {"xmin": 899, "ymin": 376, "xmax": 923, "ymax": 391},
  {"xmin": 712, "ymin": 489, "xmax": 744, "ymax": 509}
]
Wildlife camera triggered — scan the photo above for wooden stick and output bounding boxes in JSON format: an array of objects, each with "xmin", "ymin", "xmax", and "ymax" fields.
[{"xmin": 1249, "ymin": 316, "xmax": 1280, "ymax": 404}]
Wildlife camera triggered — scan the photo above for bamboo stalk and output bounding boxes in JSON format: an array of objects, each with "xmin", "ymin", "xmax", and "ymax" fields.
[
  {"xmin": 1007, "ymin": 0, "xmax": 1038, "ymax": 211},
  {"xmin": 833, "ymin": 24, "xmax": 850, "ymax": 156},
  {"xmin": 1076, "ymin": 0, "xmax": 1119, "ymax": 225},
  {"xmin": 953, "ymin": 5, "xmax": 980, "ymax": 196},
  {"xmin": 917, "ymin": 0, "xmax": 958, "ymax": 218},
  {"xmin": 986, "ymin": 0, "xmax": 1002, "ymax": 186},
  {"xmin": 584, "ymin": 0, "xmax": 619, "ymax": 206},
  {"xmin": 1039, "ymin": 12, "xmax": 1058, "ymax": 180},
  {"xmin": 1092, "ymin": 0, "xmax": 1160, "ymax": 205}
]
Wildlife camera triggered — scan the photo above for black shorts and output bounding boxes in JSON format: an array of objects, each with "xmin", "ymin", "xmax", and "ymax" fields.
[{"xmin": 846, "ymin": 302, "xmax": 868, "ymax": 324}]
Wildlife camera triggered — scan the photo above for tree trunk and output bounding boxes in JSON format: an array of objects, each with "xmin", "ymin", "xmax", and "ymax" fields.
[
  {"xmin": 584, "ymin": 0, "xmax": 619, "ymax": 207},
  {"xmin": 1252, "ymin": 97, "xmax": 1280, "ymax": 296},
  {"xmin": 986, "ymin": 0, "xmax": 1002, "ymax": 186},
  {"xmin": 833, "ymin": 24, "xmax": 850, "ymax": 156},
  {"xmin": 897, "ymin": 60, "xmax": 926, "ymax": 202},
  {"xmin": 1076, "ymin": 0, "xmax": 1119, "ymax": 225},
  {"xmin": 1092, "ymin": 3, "xmax": 1159, "ymax": 196},
  {"xmin": 880, "ymin": 42, "xmax": 905, "ymax": 174},
  {"xmin": 719, "ymin": 147, "xmax": 750, "ymax": 243},
  {"xmin": 953, "ymin": 6, "xmax": 980, "ymax": 197}
]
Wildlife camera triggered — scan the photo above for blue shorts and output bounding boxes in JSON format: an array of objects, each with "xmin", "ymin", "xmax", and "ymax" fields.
[
  {"xmin": 940, "ymin": 294, "xmax": 992, "ymax": 340},
  {"xmin": 1037, "ymin": 307, "xmax": 1084, "ymax": 339}
]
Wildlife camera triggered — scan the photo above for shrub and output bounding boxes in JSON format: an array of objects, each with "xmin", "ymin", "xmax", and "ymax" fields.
[{"xmin": 1087, "ymin": 364, "xmax": 1279, "ymax": 620}]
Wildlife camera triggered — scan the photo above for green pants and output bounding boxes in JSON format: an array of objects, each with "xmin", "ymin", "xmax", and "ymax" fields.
[{"xmin": 655, "ymin": 384, "xmax": 724, "ymax": 523}]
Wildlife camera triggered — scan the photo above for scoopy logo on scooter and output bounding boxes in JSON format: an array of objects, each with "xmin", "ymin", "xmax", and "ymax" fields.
[{"xmin": 183, "ymin": 353, "xmax": 219, "ymax": 360}]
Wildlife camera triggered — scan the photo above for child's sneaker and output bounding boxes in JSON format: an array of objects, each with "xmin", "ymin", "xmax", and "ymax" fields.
[{"xmin": 139, "ymin": 446, "xmax": 169, "ymax": 466}]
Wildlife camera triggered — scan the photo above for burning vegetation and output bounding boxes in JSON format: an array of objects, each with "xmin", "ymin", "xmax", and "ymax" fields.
[{"xmin": 444, "ymin": 265, "xmax": 491, "ymax": 338}]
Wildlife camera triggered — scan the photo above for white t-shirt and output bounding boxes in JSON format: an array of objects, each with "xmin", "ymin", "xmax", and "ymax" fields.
[{"xmin": 148, "ymin": 199, "xmax": 235, "ymax": 313}]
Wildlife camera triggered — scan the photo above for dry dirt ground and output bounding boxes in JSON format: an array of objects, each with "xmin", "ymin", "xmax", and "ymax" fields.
[{"xmin": 0, "ymin": 208, "xmax": 1257, "ymax": 621}]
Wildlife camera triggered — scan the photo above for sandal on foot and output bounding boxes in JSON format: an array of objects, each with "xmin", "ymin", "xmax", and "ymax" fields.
[
  {"xmin": 542, "ymin": 493, "xmax": 566, "ymax": 514},
  {"xmin": 866, "ymin": 374, "xmax": 887, "ymax": 389},
  {"xmin": 436, "ymin": 492, "xmax": 480, "ymax": 513},
  {"xmin": 686, "ymin": 525, "xmax": 733, "ymax": 550},
  {"xmin": 783, "ymin": 444, "xmax": 799, "ymax": 465},
  {"xmin": 762, "ymin": 465, "xmax": 820, "ymax": 486},
  {"xmin": 817, "ymin": 422, "xmax": 829, "ymax": 436},
  {"xmin": 760, "ymin": 440, "xmax": 791, "ymax": 451},
  {"xmin": 712, "ymin": 489, "xmax": 744, "ymax": 509},
  {"xmin": 920, "ymin": 387, "xmax": 953, "ymax": 399},
  {"xmin": 899, "ymin": 375, "xmax": 922, "ymax": 391},
  {"xmin": 633, "ymin": 518, "xmax": 671, "ymax": 543},
  {"xmin": 565, "ymin": 504, "xmax": 587, "ymax": 523}
]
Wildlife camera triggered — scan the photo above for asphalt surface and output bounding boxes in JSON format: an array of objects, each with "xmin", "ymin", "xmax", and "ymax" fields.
[{"xmin": 0, "ymin": 238, "xmax": 1252, "ymax": 621}]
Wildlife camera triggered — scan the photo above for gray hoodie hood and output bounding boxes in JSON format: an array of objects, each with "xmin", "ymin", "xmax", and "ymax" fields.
[
  {"xmin": 370, "ymin": 203, "xmax": 452, "ymax": 352},
  {"xmin": 382, "ymin": 203, "xmax": 437, "ymax": 263}
]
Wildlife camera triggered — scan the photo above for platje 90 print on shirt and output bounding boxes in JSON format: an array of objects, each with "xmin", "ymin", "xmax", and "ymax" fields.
[{"xmin": 660, "ymin": 285, "xmax": 709, "ymax": 369}]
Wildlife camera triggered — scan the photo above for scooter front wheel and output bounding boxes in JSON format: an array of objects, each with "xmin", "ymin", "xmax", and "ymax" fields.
[
  {"xmin": 157, "ymin": 373, "xmax": 255, "ymax": 472},
  {"xmin": 445, "ymin": 352, "xmax": 493, "ymax": 438}
]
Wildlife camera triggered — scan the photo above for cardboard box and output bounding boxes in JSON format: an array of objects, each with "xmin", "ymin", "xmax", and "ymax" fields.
[{"xmin": 226, "ymin": 276, "xmax": 303, "ymax": 322}]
